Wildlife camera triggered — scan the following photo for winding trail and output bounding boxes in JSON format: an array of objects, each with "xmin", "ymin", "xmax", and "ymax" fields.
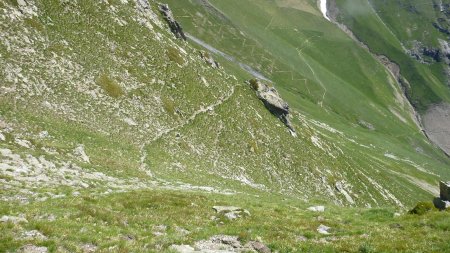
[
  {"xmin": 186, "ymin": 33, "xmax": 272, "ymax": 82},
  {"xmin": 138, "ymin": 86, "xmax": 236, "ymax": 171}
]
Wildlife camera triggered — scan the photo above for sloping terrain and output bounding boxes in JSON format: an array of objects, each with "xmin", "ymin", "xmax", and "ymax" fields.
[
  {"xmin": 0, "ymin": 0, "xmax": 450, "ymax": 252},
  {"xmin": 331, "ymin": 0, "xmax": 450, "ymax": 155}
]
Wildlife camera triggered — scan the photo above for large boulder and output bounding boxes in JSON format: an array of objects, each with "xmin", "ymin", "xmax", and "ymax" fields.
[
  {"xmin": 440, "ymin": 181, "xmax": 450, "ymax": 201},
  {"xmin": 248, "ymin": 79, "xmax": 295, "ymax": 134},
  {"xmin": 159, "ymin": 4, "xmax": 187, "ymax": 41}
]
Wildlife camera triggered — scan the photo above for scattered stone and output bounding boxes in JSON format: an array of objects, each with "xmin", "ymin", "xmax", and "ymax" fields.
[
  {"xmin": 248, "ymin": 79, "xmax": 295, "ymax": 134},
  {"xmin": 0, "ymin": 132, "xmax": 5, "ymax": 141},
  {"xmin": 81, "ymin": 243, "xmax": 97, "ymax": 253},
  {"xmin": 15, "ymin": 138, "xmax": 32, "ymax": 148},
  {"xmin": 17, "ymin": 0, "xmax": 27, "ymax": 7},
  {"xmin": 317, "ymin": 224, "xmax": 331, "ymax": 235},
  {"xmin": 175, "ymin": 226, "xmax": 191, "ymax": 236},
  {"xmin": 393, "ymin": 212, "xmax": 401, "ymax": 217},
  {"xmin": 247, "ymin": 241, "xmax": 271, "ymax": 253},
  {"xmin": 38, "ymin": 131, "xmax": 49, "ymax": 139},
  {"xmin": 159, "ymin": 4, "xmax": 186, "ymax": 40},
  {"xmin": 307, "ymin": 206, "xmax": 325, "ymax": 212},
  {"xmin": 358, "ymin": 120, "xmax": 375, "ymax": 131},
  {"xmin": 152, "ymin": 224, "xmax": 167, "ymax": 236},
  {"xmin": 19, "ymin": 245, "xmax": 48, "ymax": 253},
  {"xmin": 170, "ymin": 244, "xmax": 195, "ymax": 253},
  {"xmin": 0, "ymin": 215, "xmax": 28, "ymax": 224},
  {"xmin": 212, "ymin": 206, "xmax": 250, "ymax": 221},
  {"xmin": 73, "ymin": 145, "xmax": 90, "ymax": 163},
  {"xmin": 21, "ymin": 230, "xmax": 47, "ymax": 240},
  {"xmin": 389, "ymin": 223, "xmax": 403, "ymax": 230},
  {"xmin": 296, "ymin": 235, "xmax": 308, "ymax": 242}
]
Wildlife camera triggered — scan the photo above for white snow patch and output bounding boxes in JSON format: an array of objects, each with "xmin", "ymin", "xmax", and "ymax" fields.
[{"xmin": 319, "ymin": 0, "xmax": 331, "ymax": 21}]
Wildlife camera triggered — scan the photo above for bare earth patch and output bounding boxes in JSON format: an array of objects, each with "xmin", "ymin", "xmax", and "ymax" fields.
[{"xmin": 423, "ymin": 103, "xmax": 450, "ymax": 156}]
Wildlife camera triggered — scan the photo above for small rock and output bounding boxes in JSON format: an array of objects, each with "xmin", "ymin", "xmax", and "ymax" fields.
[
  {"xmin": 170, "ymin": 244, "xmax": 195, "ymax": 253},
  {"xmin": 224, "ymin": 212, "xmax": 238, "ymax": 220},
  {"xmin": 175, "ymin": 226, "xmax": 190, "ymax": 236},
  {"xmin": 393, "ymin": 212, "xmax": 401, "ymax": 217},
  {"xmin": 389, "ymin": 223, "xmax": 403, "ymax": 230},
  {"xmin": 316, "ymin": 216, "xmax": 325, "ymax": 222},
  {"xmin": 296, "ymin": 235, "xmax": 308, "ymax": 242},
  {"xmin": 81, "ymin": 243, "xmax": 97, "ymax": 253},
  {"xmin": 212, "ymin": 206, "xmax": 250, "ymax": 220},
  {"xmin": 19, "ymin": 245, "xmax": 48, "ymax": 253},
  {"xmin": 17, "ymin": 0, "xmax": 27, "ymax": 7},
  {"xmin": 0, "ymin": 215, "xmax": 28, "ymax": 224},
  {"xmin": 21, "ymin": 230, "xmax": 47, "ymax": 240},
  {"xmin": 15, "ymin": 138, "xmax": 32, "ymax": 148},
  {"xmin": 317, "ymin": 224, "xmax": 331, "ymax": 234},
  {"xmin": 307, "ymin": 206, "xmax": 325, "ymax": 212},
  {"xmin": 249, "ymin": 241, "xmax": 271, "ymax": 253},
  {"xmin": 0, "ymin": 132, "xmax": 5, "ymax": 141},
  {"xmin": 38, "ymin": 131, "xmax": 49, "ymax": 139},
  {"xmin": 73, "ymin": 145, "xmax": 90, "ymax": 163},
  {"xmin": 152, "ymin": 224, "xmax": 167, "ymax": 237}
]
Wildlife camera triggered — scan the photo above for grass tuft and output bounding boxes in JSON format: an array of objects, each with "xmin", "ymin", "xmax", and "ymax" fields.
[{"xmin": 96, "ymin": 73, "xmax": 125, "ymax": 98}]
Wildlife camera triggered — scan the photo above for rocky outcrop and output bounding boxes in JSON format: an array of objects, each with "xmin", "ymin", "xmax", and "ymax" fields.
[
  {"xmin": 433, "ymin": 181, "xmax": 450, "ymax": 210},
  {"xmin": 170, "ymin": 235, "xmax": 271, "ymax": 253},
  {"xmin": 423, "ymin": 103, "xmax": 450, "ymax": 156},
  {"xmin": 159, "ymin": 4, "xmax": 186, "ymax": 41},
  {"xmin": 200, "ymin": 51, "xmax": 220, "ymax": 69},
  {"xmin": 248, "ymin": 79, "xmax": 295, "ymax": 134},
  {"xmin": 212, "ymin": 206, "xmax": 250, "ymax": 220}
]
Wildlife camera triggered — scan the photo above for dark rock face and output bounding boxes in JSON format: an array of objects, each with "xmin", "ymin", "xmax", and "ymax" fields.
[
  {"xmin": 440, "ymin": 181, "xmax": 450, "ymax": 201},
  {"xmin": 433, "ymin": 181, "xmax": 450, "ymax": 210},
  {"xmin": 249, "ymin": 79, "xmax": 295, "ymax": 134},
  {"xmin": 159, "ymin": 4, "xmax": 186, "ymax": 41}
]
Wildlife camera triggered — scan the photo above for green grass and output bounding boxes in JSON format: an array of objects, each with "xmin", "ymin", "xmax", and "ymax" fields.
[
  {"xmin": 1, "ymin": 0, "xmax": 450, "ymax": 251},
  {"xmin": 96, "ymin": 73, "xmax": 125, "ymax": 98},
  {"xmin": 1, "ymin": 189, "xmax": 449, "ymax": 252}
]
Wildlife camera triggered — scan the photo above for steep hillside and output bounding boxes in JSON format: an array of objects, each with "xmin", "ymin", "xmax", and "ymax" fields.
[
  {"xmin": 331, "ymin": 0, "xmax": 450, "ymax": 155},
  {"xmin": 1, "ymin": 0, "xmax": 450, "ymax": 252}
]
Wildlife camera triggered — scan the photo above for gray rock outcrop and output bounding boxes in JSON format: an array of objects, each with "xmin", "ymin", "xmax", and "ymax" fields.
[
  {"xmin": 159, "ymin": 4, "xmax": 187, "ymax": 41},
  {"xmin": 433, "ymin": 181, "xmax": 450, "ymax": 210},
  {"xmin": 440, "ymin": 181, "xmax": 450, "ymax": 201},
  {"xmin": 248, "ymin": 79, "xmax": 295, "ymax": 134},
  {"xmin": 171, "ymin": 234, "xmax": 271, "ymax": 253},
  {"xmin": 212, "ymin": 206, "xmax": 250, "ymax": 220}
]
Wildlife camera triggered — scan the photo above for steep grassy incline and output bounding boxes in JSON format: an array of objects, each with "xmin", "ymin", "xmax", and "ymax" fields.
[
  {"xmin": 1, "ymin": 0, "xmax": 450, "ymax": 252},
  {"xmin": 0, "ymin": 0, "xmax": 449, "ymax": 216},
  {"xmin": 160, "ymin": 0, "xmax": 450, "ymax": 204}
]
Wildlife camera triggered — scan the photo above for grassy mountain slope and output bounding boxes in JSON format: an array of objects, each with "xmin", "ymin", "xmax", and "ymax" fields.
[
  {"xmin": 160, "ymin": 0, "xmax": 450, "ymax": 201},
  {"xmin": 0, "ymin": 0, "xmax": 450, "ymax": 251},
  {"xmin": 333, "ymin": 0, "xmax": 450, "ymax": 111}
]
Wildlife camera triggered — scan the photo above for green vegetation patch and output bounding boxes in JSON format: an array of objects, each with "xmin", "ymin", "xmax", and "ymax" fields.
[{"xmin": 95, "ymin": 73, "xmax": 125, "ymax": 98}]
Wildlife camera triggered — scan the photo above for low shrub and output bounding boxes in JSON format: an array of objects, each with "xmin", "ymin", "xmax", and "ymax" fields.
[
  {"xmin": 409, "ymin": 201, "xmax": 436, "ymax": 215},
  {"xmin": 96, "ymin": 73, "xmax": 124, "ymax": 98},
  {"xmin": 167, "ymin": 46, "xmax": 185, "ymax": 65}
]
